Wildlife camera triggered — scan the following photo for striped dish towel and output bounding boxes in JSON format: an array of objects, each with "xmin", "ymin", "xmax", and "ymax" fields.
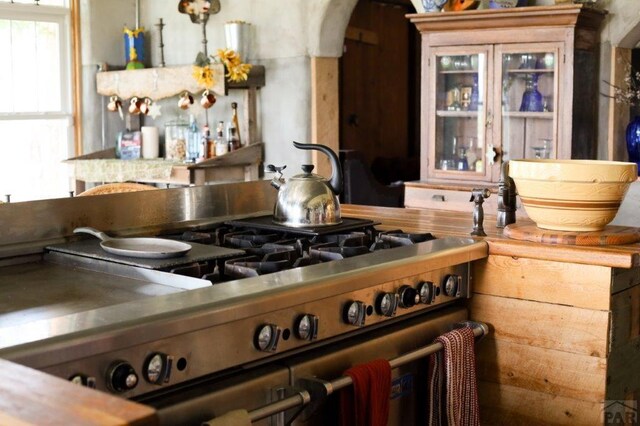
[{"xmin": 428, "ymin": 327, "xmax": 480, "ymax": 426}]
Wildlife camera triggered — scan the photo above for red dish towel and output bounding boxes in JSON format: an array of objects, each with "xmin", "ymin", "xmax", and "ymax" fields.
[
  {"xmin": 340, "ymin": 358, "xmax": 392, "ymax": 426},
  {"xmin": 428, "ymin": 327, "xmax": 480, "ymax": 426}
]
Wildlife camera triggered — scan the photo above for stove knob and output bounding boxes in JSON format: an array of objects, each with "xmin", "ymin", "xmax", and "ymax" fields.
[
  {"xmin": 254, "ymin": 324, "xmax": 281, "ymax": 352},
  {"xmin": 69, "ymin": 374, "xmax": 96, "ymax": 388},
  {"xmin": 143, "ymin": 352, "xmax": 173, "ymax": 385},
  {"xmin": 106, "ymin": 361, "xmax": 138, "ymax": 393},
  {"xmin": 343, "ymin": 301, "xmax": 367, "ymax": 326},
  {"xmin": 398, "ymin": 285, "xmax": 418, "ymax": 308},
  {"xmin": 295, "ymin": 314, "xmax": 319, "ymax": 341},
  {"xmin": 375, "ymin": 292, "xmax": 399, "ymax": 317},
  {"xmin": 417, "ymin": 281, "xmax": 435, "ymax": 304},
  {"xmin": 443, "ymin": 274, "xmax": 461, "ymax": 297}
]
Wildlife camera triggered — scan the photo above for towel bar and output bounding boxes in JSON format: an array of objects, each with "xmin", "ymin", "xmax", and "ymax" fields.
[{"xmin": 245, "ymin": 320, "xmax": 488, "ymax": 423}]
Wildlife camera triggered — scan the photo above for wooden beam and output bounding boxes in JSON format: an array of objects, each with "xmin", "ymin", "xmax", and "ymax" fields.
[
  {"xmin": 344, "ymin": 26, "xmax": 379, "ymax": 45},
  {"xmin": 71, "ymin": 0, "xmax": 82, "ymax": 156},
  {"xmin": 311, "ymin": 57, "xmax": 339, "ymax": 179},
  {"xmin": 607, "ymin": 47, "xmax": 631, "ymax": 161},
  {"xmin": 96, "ymin": 64, "xmax": 226, "ymax": 100}
]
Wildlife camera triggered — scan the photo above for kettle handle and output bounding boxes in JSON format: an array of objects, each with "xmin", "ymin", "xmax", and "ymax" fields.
[{"xmin": 293, "ymin": 141, "xmax": 343, "ymax": 196}]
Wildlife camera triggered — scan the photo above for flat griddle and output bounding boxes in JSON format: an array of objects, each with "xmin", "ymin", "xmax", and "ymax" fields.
[
  {"xmin": 46, "ymin": 239, "xmax": 245, "ymax": 270},
  {"xmin": 225, "ymin": 215, "xmax": 379, "ymax": 236}
]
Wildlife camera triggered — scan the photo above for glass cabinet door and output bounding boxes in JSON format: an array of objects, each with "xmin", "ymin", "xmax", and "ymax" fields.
[
  {"xmin": 497, "ymin": 44, "xmax": 559, "ymax": 162},
  {"xmin": 431, "ymin": 47, "xmax": 491, "ymax": 181}
]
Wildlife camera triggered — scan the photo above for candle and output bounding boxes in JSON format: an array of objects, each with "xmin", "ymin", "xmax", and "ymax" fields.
[{"xmin": 141, "ymin": 126, "xmax": 159, "ymax": 159}]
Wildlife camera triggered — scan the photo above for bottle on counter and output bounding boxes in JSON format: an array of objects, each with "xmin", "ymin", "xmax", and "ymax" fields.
[
  {"xmin": 227, "ymin": 122, "xmax": 239, "ymax": 152},
  {"xmin": 187, "ymin": 114, "xmax": 200, "ymax": 162},
  {"xmin": 201, "ymin": 125, "xmax": 214, "ymax": 160},
  {"xmin": 231, "ymin": 102, "xmax": 241, "ymax": 147},
  {"xmin": 215, "ymin": 121, "xmax": 228, "ymax": 156}
]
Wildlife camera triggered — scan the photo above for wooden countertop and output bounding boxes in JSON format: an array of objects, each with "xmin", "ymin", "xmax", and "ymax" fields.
[
  {"xmin": 343, "ymin": 205, "xmax": 640, "ymax": 269},
  {"xmin": 0, "ymin": 359, "xmax": 157, "ymax": 426}
]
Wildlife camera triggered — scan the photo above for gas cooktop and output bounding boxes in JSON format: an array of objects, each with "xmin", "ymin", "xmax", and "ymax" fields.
[{"xmin": 45, "ymin": 216, "xmax": 436, "ymax": 283}]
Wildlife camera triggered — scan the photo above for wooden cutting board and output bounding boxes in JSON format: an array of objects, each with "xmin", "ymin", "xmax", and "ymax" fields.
[{"xmin": 503, "ymin": 223, "xmax": 640, "ymax": 246}]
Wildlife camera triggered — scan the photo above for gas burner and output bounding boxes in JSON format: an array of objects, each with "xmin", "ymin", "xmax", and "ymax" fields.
[
  {"xmin": 378, "ymin": 230, "xmax": 436, "ymax": 247},
  {"xmin": 311, "ymin": 231, "xmax": 372, "ymax": 248},
  {"xmin": 225, "ymin": 256, "xmax": 293, "ymax": 278},
  {"xmin": 177, "ymin": 231, "xmax": 216, "ymax": 245},
  {"xmin": 309, "ymin": 244, "xmax": 371, "ymax": 261},
  {"xmin": 224, "ymin": 231, "xmax": 283, "ymax": 248}
]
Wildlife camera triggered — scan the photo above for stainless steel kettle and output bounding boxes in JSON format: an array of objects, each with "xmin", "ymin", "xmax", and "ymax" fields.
[{"xmin": 267, "ymin": 141, "xmax": 343, "ymax": 227}]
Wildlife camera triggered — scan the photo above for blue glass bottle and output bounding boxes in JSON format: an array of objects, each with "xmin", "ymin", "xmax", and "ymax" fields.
[
  {"xmin": 625, "ymin": 116, "xmax": 640, "ymax": 175},
  {"xmin": 519, "ymin": 73, "xmax": 544, "ymax": 113}
]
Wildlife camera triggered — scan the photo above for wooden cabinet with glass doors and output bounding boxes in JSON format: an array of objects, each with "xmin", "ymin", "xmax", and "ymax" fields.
[{"xmin": 405, "ymin": 5, "xmax": 605, "ymax": 213}]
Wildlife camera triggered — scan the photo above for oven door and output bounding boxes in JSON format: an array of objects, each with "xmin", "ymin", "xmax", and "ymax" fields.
[
  {"xmin": 146, "ymin": 364, "xmax": 290, "ymax": 426},
  {"xmin": 286, "ymin": 306, "xmax": 467, "ymax": 425},
  {"xmin": 142, "ymin": 306, "xmax": 467, "ymax": 426}
]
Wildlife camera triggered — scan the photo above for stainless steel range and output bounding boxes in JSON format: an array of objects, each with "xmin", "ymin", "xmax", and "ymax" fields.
[{"xmin": 0, "ymin": 181, "xmax": 488, "ymax": 425}]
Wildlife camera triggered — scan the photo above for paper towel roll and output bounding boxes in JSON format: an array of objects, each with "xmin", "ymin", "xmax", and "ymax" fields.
[{"xmin": 141, "ymin": 126, "xmax": 159, "ymax": 159}]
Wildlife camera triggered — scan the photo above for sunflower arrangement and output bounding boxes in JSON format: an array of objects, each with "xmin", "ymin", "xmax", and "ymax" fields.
[
  {"xmin": 192, "ymin": 62, "xmax": 216, "ymax": 88},
  {"xmin": 216, "ymin": 48, "xmax": 252, "ymax": 82},
  {"xmin": 192, "ymin": 49, "xmax": 252, "ymax": 89}
]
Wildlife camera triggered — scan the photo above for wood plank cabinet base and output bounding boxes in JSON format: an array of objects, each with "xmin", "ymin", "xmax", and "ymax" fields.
[{"xmin": 470, "ymin": 255, "xmax": 640, "ymax": 425}]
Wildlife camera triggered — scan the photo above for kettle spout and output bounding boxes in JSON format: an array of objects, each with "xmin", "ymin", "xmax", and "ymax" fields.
[
  {"xmin": 270, "ymin": 177, "xmax": 284, "ymax": 190},
  {"xmin": 265, "ymin": 164, "xmax": 287, "ymax": 190}
]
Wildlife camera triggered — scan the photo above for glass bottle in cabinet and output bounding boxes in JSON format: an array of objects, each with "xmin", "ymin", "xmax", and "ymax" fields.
[
  {"xmin": 434, "ymin": 52, "xmax": 486, "ymax": 176},
  {"xmin": 500, "ymin": 49, "xmax": 557, "ymax": 162}
]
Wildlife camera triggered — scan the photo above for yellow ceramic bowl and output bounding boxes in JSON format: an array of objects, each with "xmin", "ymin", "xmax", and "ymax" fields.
[{"xmin": 509, "ymin": 159, "xmax": 637, "ymax": 232}]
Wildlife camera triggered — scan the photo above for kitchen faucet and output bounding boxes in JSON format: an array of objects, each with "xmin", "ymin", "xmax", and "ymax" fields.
[{"xmin": 496, "ymin": 161, "xmax": 517, "ymax": 228}]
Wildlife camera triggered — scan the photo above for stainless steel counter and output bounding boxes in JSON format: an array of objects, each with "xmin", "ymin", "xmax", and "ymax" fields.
[
  {"xmin": 0, "ymin": 260, "xmax": 188, "ymax": 326},
  {"xmin": 0, "ymin": 236, "xmax": 486, "ymax": 368}
]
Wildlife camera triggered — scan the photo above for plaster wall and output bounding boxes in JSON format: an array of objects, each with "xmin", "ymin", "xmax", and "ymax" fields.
[{"xmin": 81, "ymin": 0, "xmax": 356, "ymax": 179}]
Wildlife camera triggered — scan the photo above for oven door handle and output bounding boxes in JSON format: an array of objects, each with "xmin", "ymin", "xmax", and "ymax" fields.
[{"xmin": 237, "ymin": 320, "xmax": 489, "ymax": 424}]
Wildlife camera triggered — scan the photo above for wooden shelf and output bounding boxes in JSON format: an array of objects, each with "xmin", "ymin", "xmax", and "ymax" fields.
[
  {"xmin": 505, "ymin": 68, "xmax": 554, "ymax": 74},
  {"xmin": 96, "ymin": 64, "xmax": 266, "ymax": 100},
  {"xmin": 436, "ymin": 110, "xmax": 479, "ymax": 117},
  {"xmin": 502, "ymin": 111, "xmax": 553, "ymax": 119},
  {"xmin": 68, "ymin": 143, "xmax": 264, "ymax": 191},
  {"xmin": 439, "ymin": 70, "xmax": 478, "ymax": 74}
]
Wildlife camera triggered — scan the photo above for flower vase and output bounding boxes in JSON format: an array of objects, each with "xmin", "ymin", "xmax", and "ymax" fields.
[
  {"xmin": 625, "ymin": 115, "xmax": 640, "ymax": 175},
  {"xmin": 124, "ymin": 27, "xmax": 145, "ymax": 70}
]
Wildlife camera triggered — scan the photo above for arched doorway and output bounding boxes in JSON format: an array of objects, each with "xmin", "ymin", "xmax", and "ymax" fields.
[
  {"xmin": 340, "ymin": 0, "xmax": 420, "ymax": 188},
  {"xmin": 310, "ymin": 0, "xmax": 420, "ymax": 205}
]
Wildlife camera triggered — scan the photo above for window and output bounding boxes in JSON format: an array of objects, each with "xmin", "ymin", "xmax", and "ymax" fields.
[{"xmin": 0, "ymin": 0, "xmax": 73, "ymax": 202}]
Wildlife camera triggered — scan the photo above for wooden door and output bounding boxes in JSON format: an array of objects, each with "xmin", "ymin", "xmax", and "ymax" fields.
[{"xmin": 340, "ymin": 0, "xmax": 419, "ymax": 180}]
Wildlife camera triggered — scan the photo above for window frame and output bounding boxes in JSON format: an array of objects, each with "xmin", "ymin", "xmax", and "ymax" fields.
[
  {"xmin": 0, "ymin": 1, "xmax": 79, "ymax": 201},
  {"xmin": 0, "ymin": 2, "xmax": 72, "ymax": 118}
]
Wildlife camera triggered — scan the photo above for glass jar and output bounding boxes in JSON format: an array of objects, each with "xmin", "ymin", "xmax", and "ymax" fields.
[{"xmin": 165, "ymin": 120, "xmax": 188, "ymax": 161}]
